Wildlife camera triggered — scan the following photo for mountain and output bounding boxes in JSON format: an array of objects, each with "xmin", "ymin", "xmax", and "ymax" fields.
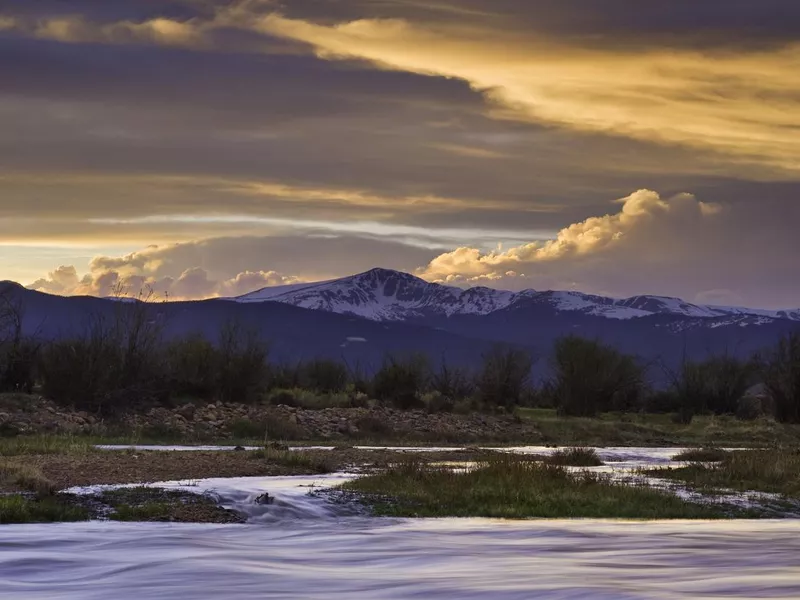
[
  {"xmin": 235, "ymin": 268, "xmax": 800, "ymax": 324},
  {"xmin": 3, "ymin": 275, "xmax": 799, "ymax": 378}
]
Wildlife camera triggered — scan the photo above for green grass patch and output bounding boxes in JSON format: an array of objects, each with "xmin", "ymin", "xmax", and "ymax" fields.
[
  {"xmin": 341, "ymin": 457, "xmax": 743, "ymax": 519},
  {"xmin": 545, "ymin": 447, "xmax": 603, "ymax": 466},
  {"xmin": 672, "ymin": 448, "xmax": 729, "ymax": 462},
  {"xmin": 0, "ymin": 435, "xmax": 95, "ymax": 456},
  {"xmin": 516, "ymin": 408, "xmax": 799, "ymax": 447},
  {"xmin": 645, "ymin": 449, "xmax": 800, "ymax": 497},
  {"xmin": 100, "ymin": 487, "xmax": 243, "ymax": 523},
  {"xmin": 0, "ymin": 494, "xmax": 89, "ymax": 524},
  {"xmin": 0, "ymin": 462, "xmax": 56, "ymax": 495},
  {"xmin": 247, "ymin": 447, "xmax": 337, "ymax": 473}
]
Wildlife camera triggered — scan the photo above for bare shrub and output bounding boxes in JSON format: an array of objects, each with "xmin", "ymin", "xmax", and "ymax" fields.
[
  {"xmin": 551, "ymin": 336, "xmax": 645, "ymax": 417},
  {"xmin": 372, "ymin": 354, "xmax": 430, "ymax": 409},
  {"xmin": 757, "ymin": 333, "xmax": 800, "ymax": 423},
  {"xmin": 475, "ymin": 346, "xmax": 533, "ymax": 411}
]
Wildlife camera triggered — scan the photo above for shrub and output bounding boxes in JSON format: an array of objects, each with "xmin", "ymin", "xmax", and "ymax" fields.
[
  {"xmin": 670, "ymin": 355, "xmax": 754, "ymax": 418},
  {"xmin": 215, "ymin": 321, "xmax": 269, "ymax": 404},
  {"xmin": 431, "ymin": 360, "xmax": 474, "ymax": 401},
  {"xmin": 228, "ymin": 418, "xmax": 269, "ymax": 439},
  {"xmin": 267, "ymin": 388, "xmax": 300, "ymax": 407},
  {"xmin": 545, "ymin": 447, "xmax": 604, "ymax": 467},
  {"xmin": 39, "ymin": 298, "xmax": 166, "ymax": 414},
  {"xmin": 673, "ymin": 448, "xmax": 729, "ymax": 462},
  {"xmin": 262, "ymin": 413, "xmax": 305, "ymax": 441},
  {"xmin": 422, "ymin": 391, "xmax": 455, "ymax": 413},
  {"xmin": 164, "ymin": 335, "xmax": 218, "ymax": 399},
  {"xmin": 372, "ymin": 354, "xmax": 430, "ymax": 409},
  {"xmin": 551, "ymin": 336, "xmax": 644, "ymax": 417},
  {"xmin": 354, "ymin": 415, "xmax": 396, "ymax": 438},
  {"xmin": 757, "ymin": 333, "xmax": 800, "ymax": 423},
  {"xmin": 475, "ymin": 346, "xmax": 533, "ymax": 411},
  {"xmin": 736, "ymin": 395, "xmax": 764, "ymax": 421},
  {"xmin": 299, "ymin": 359, "xmax": 349, "ymax": 393},
  {"xmin": 0, "ymin": 339, "xmax": 38, "ymax": 394}
]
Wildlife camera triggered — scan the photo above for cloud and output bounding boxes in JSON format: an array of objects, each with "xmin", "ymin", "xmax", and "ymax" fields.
[
  {"xmin": 256, "ymin": 14, "xmax": 800, "ymax": 174},
  {"xmin": 27, "ymin": 234, "xmax": 438, "ymax": 300},
  {"xmin": 417, "ymin": 189, "xmax": 800, "ymax": 309}
]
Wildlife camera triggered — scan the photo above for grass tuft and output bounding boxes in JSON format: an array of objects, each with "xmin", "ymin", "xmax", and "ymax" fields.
[
  {"xmin": 0, "ymin": 494, "xmax": 89, "ymax": 524},
  {"xmin": 247, "ymin": 448, "xmax": 337, "ymax": 473},
  {"xmin": 672, "ymin": 448, "xmax": 729, "ymax": 462},
  {"xmin": 0, "ymin": 435, "xmax": 95, "ymax": 457},
  {"xmin": 341, "ymin": 456, "xmax": 740, "ymax": 519},
  {"xmin": 0, "ymin": 462, "xmax": 57, "ymax": 495},
  {"xmin": 545, "ymin": 447, "xmax": 603, "ymax": 467},
  {"xmin": 647, "ymin": 449, "xmax": 800, "ymax": 497}
]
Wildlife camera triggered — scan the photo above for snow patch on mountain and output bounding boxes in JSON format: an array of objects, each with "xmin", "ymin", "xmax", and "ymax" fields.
[{"xmin": 232, "ymin": 268, "xmax": 800, "ymax": 325}]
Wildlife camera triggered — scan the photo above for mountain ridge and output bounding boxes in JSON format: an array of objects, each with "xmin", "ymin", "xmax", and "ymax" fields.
[{"xmin": 233, "ymin": 268, "xmax": 800, "ymax": 324}]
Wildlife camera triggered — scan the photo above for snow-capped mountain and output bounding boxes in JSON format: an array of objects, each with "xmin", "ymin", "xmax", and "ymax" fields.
[
  {"xmin": 235, "ymin": 268, "xmax": 516, "ymax": 320},
  {"xmin": 234, "ymin": 268, "xmax": 800, "ymax": 324}
]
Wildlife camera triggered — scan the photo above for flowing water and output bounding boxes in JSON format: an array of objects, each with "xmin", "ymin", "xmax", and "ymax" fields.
[{"xmin": 2, "ymin": 447, "xmax": 799, "ymax": 599}]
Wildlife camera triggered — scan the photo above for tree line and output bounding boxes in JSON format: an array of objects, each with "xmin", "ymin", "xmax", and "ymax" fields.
[{"xmin": 1, "ymin": 287, "xmax": 799, "ymax": 423}]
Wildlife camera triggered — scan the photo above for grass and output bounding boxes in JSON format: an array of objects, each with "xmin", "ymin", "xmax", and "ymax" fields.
[
  {"xmin": 645, "ymin": 449, "xmax": 800, "ymax": 497},
  {"xmin": 0, "ymin": 435, "xmax": 95, "ymax": 456},
  {"xmin": 0, "ymin": 494, "xmax": 89, "ymax": 524},
  {"xmin": 100, "ymin": 487, "xmax": 243, "ymax": 523},
  {"xmin": 0, "ymin": 462, "xmax": 56, "ymax": 495},
  {"xmin": 247, "ymin": 447, "xmax": 337, "ymax": 473},
  {"xmin": 516, "ymin": 408, "xmax": 800, "ymax": 447},
  {"xmin": 340, "ymin": 456, "xmax": 745, "ymax": 519},
  {"xmin": 545, "ymin": 447, "xmax": 603, "ymax": 467},
  {"xmin": 672, "ymin": 448, "xmax": 730, "ymax": 462}
]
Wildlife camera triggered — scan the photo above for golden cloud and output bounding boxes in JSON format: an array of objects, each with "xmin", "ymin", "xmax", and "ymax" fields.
[
  {"xmin": 255, "ymin": 15, "xmax": 800, "ymax": 173},
  {"xmin": 417, "ymin": 189, "xmax": 723, "ymax": 283},
  {"xmin": 5, "ymin": 7, "xmax": 797, "ymax": 172}
]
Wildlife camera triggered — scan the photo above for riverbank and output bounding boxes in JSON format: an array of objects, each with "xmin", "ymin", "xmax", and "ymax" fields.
[{"xmin": 4, "ymin": 392, "xmax": 799, "ymax": 447}]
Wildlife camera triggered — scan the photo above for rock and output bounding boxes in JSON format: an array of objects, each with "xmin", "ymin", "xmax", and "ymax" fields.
[
  {"xmin": 266, "ymin": 441, "xmax": 289, "ymax": 452},
  {"xmin": 177, "ymin": 404, "xmax": 196, "ymax": 420},
  {"xmin": 254, "ymin": 492, "xmax": 274, "ymax": 505},
  {"xmin": 234, "ymin": 445, "xmax": 245, "ymax": 451}
]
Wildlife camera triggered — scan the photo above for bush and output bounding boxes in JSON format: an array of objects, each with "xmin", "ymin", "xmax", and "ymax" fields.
[
  {"xmin": 164, "ymin": 335, "xmax": 218, "ymax": 399},
  {"xmin": 644, "ymin": 390, "xmax": 681, "ymax": 414},
  {"xmin": 736, "ymin": 395, "xmax": 764, "ymax": 421},
  {"xmin": 215, "ymin": 321, "xmax": 269, "ymax": 404},
  {"xmin": 422, "ymin": 391, "xmax": 455, "ymax": 413},
  {"xmin": 551, "ymin": 336, "xmax": 644, "ymax": 417},
  {"xmin": 670, "ymin": 355, "xmax": 754, "ymax": 418},
  {"xmin": 39, "ymin": 299, "xmax": 166, "ymax": 414},
  {"xmin": 353, "ymin": 415, "xmax": 396, "ymax": 438},
  {"xmin": 431, "ymin": 360, "xmax": 474, "ymax": 401},
  {"xmin": 475, "ymin": 346, "xmax": 533, "ymax": 411},
  {"xmin": 758, "ymin": 333, "xmax": 800, "ymax": 423},
  {"xmin": 545, "ymin": 447, "xmax": 604, "ymax": 467},
  {"xmin": 372, "ymin": 354, "xmax": 429, "ymax": 409},
  {"xmin": 299, "ymin": 359, "xmax": 349, "ymax": 393},
  {"xmin": 228, "ymin": 418, "xmax": 269, "ymax": 439},
  {"xmin": 0, "ymin": 339, "xmax": 38, "ymax": 394}
]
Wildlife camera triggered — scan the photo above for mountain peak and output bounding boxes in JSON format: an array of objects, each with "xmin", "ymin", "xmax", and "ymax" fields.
[{"xmin": 234, "ymin": 268, "xmax": 800, "ymax": 324}]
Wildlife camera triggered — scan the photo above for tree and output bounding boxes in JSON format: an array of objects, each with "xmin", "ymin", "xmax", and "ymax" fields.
[
  {"xmin": 475, "ymin": 346, "xmax": 533, "ymax": 410},
  {"xmin": 551, "ymin": 336, "xmax": 645, "ymax": 417},
  {"xmin": 372, "ymin": 354, "xmax": 430, "ymax": 409},
  {"xmin": 758, "ymin": 333, "xmax": 800, "ymax": 423}
]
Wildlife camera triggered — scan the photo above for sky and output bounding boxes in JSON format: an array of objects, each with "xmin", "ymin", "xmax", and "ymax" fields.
[{"xmin": 1, "ymin": 0, "xmax": 799, "ymax": 308}]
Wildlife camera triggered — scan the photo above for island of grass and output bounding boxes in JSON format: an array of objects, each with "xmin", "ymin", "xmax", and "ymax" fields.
[
  {"xmin": 644, "ymin": 449, "xmax": 800, "ymax": 497},
  {"xmin": 338, "ymin": 456, "xmax": 758, "ymax": 519}
]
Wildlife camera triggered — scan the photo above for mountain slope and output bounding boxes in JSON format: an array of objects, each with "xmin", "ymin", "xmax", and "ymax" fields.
[{"xmin": 235, "ymin": 268, "xmax": 800, "ymax": 324}]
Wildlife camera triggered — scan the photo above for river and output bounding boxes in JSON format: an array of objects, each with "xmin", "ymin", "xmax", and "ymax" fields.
[{"xmin": 1, "ymin": 447, "xmax": 798, "ymax": 599}]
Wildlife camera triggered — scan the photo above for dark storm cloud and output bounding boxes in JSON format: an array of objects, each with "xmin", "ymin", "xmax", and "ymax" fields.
[{"xmin": 1, "ymin": 0, "xmax": 799, "ymax": 308}]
